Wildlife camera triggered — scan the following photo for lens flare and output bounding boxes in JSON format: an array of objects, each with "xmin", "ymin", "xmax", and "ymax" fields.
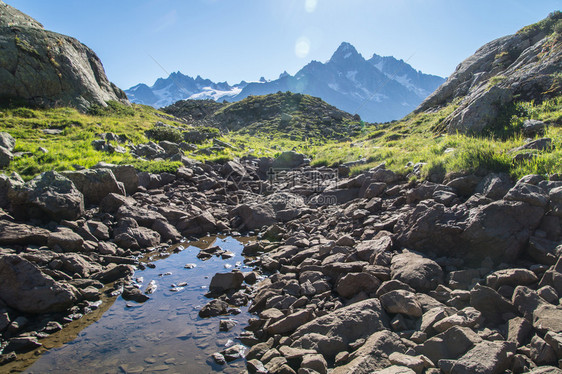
[
  {"xmin": 295, "ymin": 37, "xmax": 311, "ymax": 58},
  {"xmin": 305, "ymin": 0, "xmax": 317, "ymax": 13}
]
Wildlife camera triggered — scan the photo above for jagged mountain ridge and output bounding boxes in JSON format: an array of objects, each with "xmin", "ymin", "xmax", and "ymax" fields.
[{"xmin": 125, "ymin": 42, "xmax": 445, "ymax": 123}]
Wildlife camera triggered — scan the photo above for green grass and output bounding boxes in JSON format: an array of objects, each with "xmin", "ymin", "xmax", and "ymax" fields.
[{"xmin": 1, "ymin": 94, "xmax": 561, "ymax": 182}]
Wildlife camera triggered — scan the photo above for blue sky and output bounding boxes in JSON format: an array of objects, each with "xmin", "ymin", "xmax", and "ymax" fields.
[{"xmin": 5, "ymin": 0, "xmax": 561, "ymax": 89}]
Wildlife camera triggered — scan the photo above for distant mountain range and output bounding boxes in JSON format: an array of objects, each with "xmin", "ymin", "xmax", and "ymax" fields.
[{"xmin": 126, "ymin": 42, "xmax": 445, "ymax": 122}]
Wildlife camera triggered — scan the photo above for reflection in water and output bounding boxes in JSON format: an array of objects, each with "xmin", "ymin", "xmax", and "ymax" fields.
[{"xmin": 25, "ymin": 236, "xmax": 254, "ymax": 374}]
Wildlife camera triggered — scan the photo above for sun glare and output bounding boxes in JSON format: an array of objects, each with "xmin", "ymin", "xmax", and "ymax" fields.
[{"xmin": 295, "ymin": 36, "xmax": 311, "ymax": 58}]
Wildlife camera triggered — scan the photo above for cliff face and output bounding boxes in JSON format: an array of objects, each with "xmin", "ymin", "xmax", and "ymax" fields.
[
  {"xmin": 417, "ymin": 12, "xmax": 562, "ymax": 134},
  {"xmin": 0, "ymin": 1, "xmax": 128, "ymax": 111}
]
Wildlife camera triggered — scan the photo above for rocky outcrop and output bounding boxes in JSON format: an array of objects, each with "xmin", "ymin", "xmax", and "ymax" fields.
[
  {"xmin": 417, "ymin": 12, "xmax": 562, "ymax": 134},
  {"xmin": 0, "ymin": 1, "xmax": 128, "ymax": 111}
]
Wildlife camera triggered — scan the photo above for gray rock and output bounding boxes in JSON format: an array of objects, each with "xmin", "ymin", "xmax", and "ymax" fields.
[
  {"xmin": 209, "ymin": 271, "xmax": 244, "ymax": 293},
  {"xmin": 336, "ymin": 272, "xmax": 380, "ymax": 299},
  {"xmin": 486, "ymin": 268, "xmax": 538, "ymax": 289},
  {"xmin": 266, "ymin": 309, "xmax": 312, "ymax": 335},
  {"xmin": 0, "ymin": 221, "xmax": 50, "ymax": 246},
  {"xmin": 0, "ymin": 2, "xmax": 128, "ymax": 111},
  {"xmin": 415, "ymin": 326, "xmax": 482, "ymax": 364},
  {"xmin": 290, "ymin": 298, "xmax": 389, "ymax": 358},
  {"xmin": 92, "ymin": 162, "xmax": 139, "ymax": 195},
  {"xmin": 522, "ymin": 119, "xmax": 547, "ymax": 137},
  {"xmin": 199, "ymin": 299, "xmax": 228, "ymax": 318},
  {"xmin": 8, "ymin": 171, "xmax": 84, "ymax": 221},
  {"xmin": 391, "ymin": 251, "xmax": 443, "ymax": 292},
  {"xmin": 439, "ymin": 340, "xmax": 515, "ymax": 374},
  {"xmin": 230, "ymin": 203, "xmax": 276, "ymax": 230},
  {"xmin": 0, "ymin": 132, "xmax": 15, "ymax": 151},
  {"xmin": 0, "ymin": 145, "xmax": 13, "ymax": 168},
  {"xmin": 470, "ymin": 284, "xmax": 515, "ymax": 324},
  {"xmin": 511, "ymin": 138, "xmax": 552, "ymax": 152},
  {"xmin": 417, "ymin": 12, "xmax": 562, "ymax": 135},
  {"xmin": 332, "ymin": 330, "xmax": 406, "ymax": 374},
  {"xmin": 530, "ymin": 335, "xmax": 557, "ymax": 365},
  {"xmin": 380, "ymin": 290, "xmax": 423, "ymax": 317},
  {"xmin": 272, "ymin": 151, "xmax": 306, "ymax": 169},
  {"xmin": 0, "ymin": 255, "xmax": 78, "ymax": 313}
]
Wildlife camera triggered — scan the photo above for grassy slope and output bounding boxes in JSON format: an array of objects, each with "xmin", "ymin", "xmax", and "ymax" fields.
[
  {"xmin": 1, "ymin": 95, "xmax": 561, "ymax": 181},
  {"xmin": 310, "ymin": 96, "xmax": 562, "ymax": 179}
]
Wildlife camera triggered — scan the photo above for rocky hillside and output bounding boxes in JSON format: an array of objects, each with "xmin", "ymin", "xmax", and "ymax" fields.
[
  {"xmin": 1, "ymin": 153, "xmax": 562, "ymax": 373},
  {"xmin": 163, "ymin": 92, "xmax": 365, "ymax": 141},
  {"xmin": 0, "ymin": 1, "xmax": 128, "ymax": 111},
  {"xmin": 417, "ymin": 11, "xmax": 562, "ymax": 134}
]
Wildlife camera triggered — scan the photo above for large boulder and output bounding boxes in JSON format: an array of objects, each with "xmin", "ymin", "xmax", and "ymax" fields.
[
  {"xmin": 396, "ymin": 199, "xmax": 545, "ymax": 265},
  {"xmin": 62, "ymin": 168, "xmax": 124, "ymax": 205},
  {"xmin": 390, "ymin": 251, "xmax": 443, "ymax": 292},
  {"xmin": 92, "ymin": 162, "xmax": 139, "ymax": 195},
  {"xmin": 416, "ymin": 12, "xmax": 562, "ymax": 134},
  {"xmin": 272, "ymin": 151, "xmax": 307, "ymax": 169},
  {"xmin": 290, "ymin": 298, "xmax": 389, "ymax": 358},
  {"xmin": 0, "ymin": 255, "xmax": 78, "ymax": 313},
  {"xmin": 230, "ymin": 203, "xmax": 276, "ymax": 230},
  {"xmin": 8, "ymin": 171, "xmax": 84, "ymax": 221},
  {"xmin": 0, "ymin": 1, "xmax": 128, "ymax": 111}
]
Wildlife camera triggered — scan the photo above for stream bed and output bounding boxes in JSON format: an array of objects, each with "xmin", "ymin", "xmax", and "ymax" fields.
[{"xmin": 24, "ymin": 236, "xmax": 255, "ymax": 374}]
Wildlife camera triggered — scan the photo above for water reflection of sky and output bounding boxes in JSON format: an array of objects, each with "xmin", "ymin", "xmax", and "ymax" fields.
[{"xmin": 25, "ymin": 236, "xmax": 254, "ymax": 374}]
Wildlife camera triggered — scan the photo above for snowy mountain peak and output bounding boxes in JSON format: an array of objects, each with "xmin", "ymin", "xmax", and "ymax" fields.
[
  {"xmin": 330, "ymin": 42, "xmax": 362, "ymax": 63},
  {"xmin": 125, "ymin": 42, "xmax": 446, "ymax": 122}
]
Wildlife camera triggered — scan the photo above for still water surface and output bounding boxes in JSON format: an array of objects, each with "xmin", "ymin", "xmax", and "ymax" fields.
[{"xmin": 25, "ymin": 236, "xmax": 254, "ymax": 374}]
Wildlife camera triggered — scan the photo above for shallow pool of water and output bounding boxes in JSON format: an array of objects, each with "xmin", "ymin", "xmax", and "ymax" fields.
[{"xmin": 24, "ymin": 236, "xmax": 254, "ymax": 374}]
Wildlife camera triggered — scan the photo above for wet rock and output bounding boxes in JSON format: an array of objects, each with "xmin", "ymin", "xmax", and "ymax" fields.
[
  {"xmin": 390, "ymin": 251, "xmax": 443, "ymax": 293},
  {"xmin": 209, "ymin": 271, "xmax": 244, "ymax": 293},
  {"xmin": 290, "ymin": 298, "xmax": 389, "ymax": 357},
  {"xmin": 247, "ymin": 359, "xmax": 268, "ymax": 374},
  {"xmin": 5, "ymin": 336, "xmax": 42, "ymax": 353},
  {"xmin": 122, "ymin": 287, "xmax": 150, "ymax": 303},
  {"xmin": 199, "ymin": 299, "xmax": 229, "ymax": 318},
  {"xmin": 222, "ymin": 344, "xmax": 246, "ymax": 362},
  {"xmin": 0, "ymin": 352, "xmax": 17, "ymax": 365},
  {"xmin": 92, "ymin": 264, "xmax": 134, "ymax": 284},
  {"xmin": 0, "ymin": 255, "xmax": 78, "ymax": 314},
  {"xmin": 219, "ymin": 319, "xmax": 237, "ymax": 332},
  {"xmin": 380, "ymin": 290, "xmax": 423, "ymax": 317},
  {"xmin": 211, "ymin": 352, "xmax": 226, "ymax": 365}
]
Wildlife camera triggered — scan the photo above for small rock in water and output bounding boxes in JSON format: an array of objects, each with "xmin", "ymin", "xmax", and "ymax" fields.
[
  {"xmin": 177, "ymin": 282, "xmax": 187, "ymax": 287},
  {"xmin": 221, "ymin": 251, "xmax": 235, "ymax": 259},
  {"xmin": 229, "ymin": 308, "xmax": 242, "ymax": 315},
  {"xmin": 159, "ymin": 272, "xmax": 172, "ymax": 277},
  {"xmin": 146, "ymin": 263, "xmax": 156, "ymax": 269},
  {"xmin": 170, "ymin": 287, "xmax": 184, "ymax": 292},
  {"xmin": 224, "ymin": 264, "xmax": 232, "ymax": 269},
  {"xmin": 184, "ymin": 263, "xmax": 197, "ymax": 269},
  {"xmin": 123, "ymin": 287, "xmax": 150, "ymax": 303},
  {"xmin": 211, "ymin": 352, "xmax": 226, "ymax": 365},
  {"xmin": 145, "ymin": 280, "xmax": 158, "ymax": 294},
  {"xmin": 222, "ymin": 344, "xmax": 246, "ymax": 362},
  {"xmin": 219, "ymin": 319, "xmax": 238, "ymax": 331},
  {"xmin": 135, "ymin": 277, "xmax": 144, "ymax": 283}
]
